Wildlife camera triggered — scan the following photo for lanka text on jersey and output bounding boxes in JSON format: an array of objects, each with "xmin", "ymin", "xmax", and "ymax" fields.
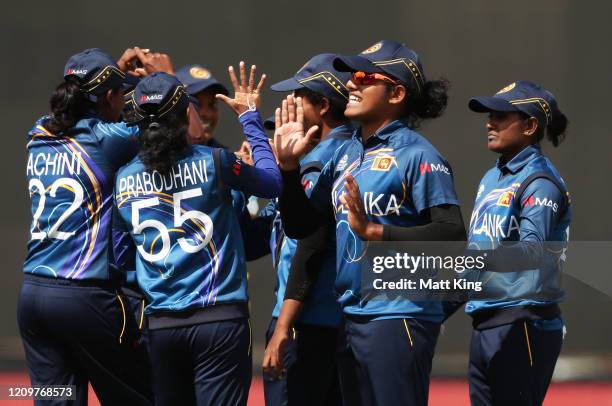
[
  {"xmin": 309, "ymin": 120, "xmax": 459, "ymax": 321},
  {"xmin": 466, "ymin": 144, "xmax": 572, "ymax": 314}
]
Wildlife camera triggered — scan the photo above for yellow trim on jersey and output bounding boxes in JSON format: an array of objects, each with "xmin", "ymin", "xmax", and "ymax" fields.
[
  {"xmin": 524, "ymin": 322, "xmax": 534, "ymax": 367},
  {"xmin": 116, "ymin": 295, "xmax": 127, "ymax": 344},
  {"xmin": 403, "ymin": 319, "xmax": 414, "ymax": 347}
]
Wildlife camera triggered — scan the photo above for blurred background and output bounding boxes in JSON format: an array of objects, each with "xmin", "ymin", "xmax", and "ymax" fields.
[{"xmin": 1, "ymin": 0, "xmax": 611, "ymax": 404}]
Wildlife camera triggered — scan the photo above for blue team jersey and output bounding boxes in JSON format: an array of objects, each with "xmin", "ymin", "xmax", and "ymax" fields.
[
  {"xmin": 114, "ymin": 110, "xmax": 282, "ymax": 314},
  {"xmin": 310, "ymin": 120, "xmax": 459, "ymax": 321},
  {"xmin": 115, "ymin": 146, "xmax": 246, "ymax": 314},
  {"xmin": 270, "ymin": 125, "xmax": 352, "ymax": 328},
  {"xmin": 466, "ymin": 144, "xmax": 571, "ymax": 314},
  {"xmin": 24, "ymin": 115, "xmax": 139, "ymax": 280}
]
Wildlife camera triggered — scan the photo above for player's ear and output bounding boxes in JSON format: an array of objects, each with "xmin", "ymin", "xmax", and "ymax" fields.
[
  {"xmin": 388, "ymin": 84, "xmax": 407, "ymax": 105},
  {"xmin": 319, "ymin": 97, "xmax": 330, "ymax": 117},
  {"xmin": 523, "ymin": 116, "xmax": 539, "ymax": 137}
]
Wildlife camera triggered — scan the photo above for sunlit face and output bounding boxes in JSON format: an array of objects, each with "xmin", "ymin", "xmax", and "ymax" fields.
[
  {"xmin": 344, "ymin": 77, "xmax": 395, "ymax": 122},
  {"xmin": 194, "ymin": 88, "xmax": 220, "ymax": 139},
  {"xmin": 485, "ymin": 111, "xmax": 533, "ymax": 154}
]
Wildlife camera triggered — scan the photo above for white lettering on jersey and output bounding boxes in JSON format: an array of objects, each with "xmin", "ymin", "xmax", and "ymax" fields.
[
  {"xmin": 118, "ymin": 159, "xmax": 208, "ymax": 198},
  {"xmin": 471, "ymin": 213, "xmax": 521, "ymax": 239},
  {"xmin": 27, "ymin": 152, "xmax": 82, "ymax": 177}
]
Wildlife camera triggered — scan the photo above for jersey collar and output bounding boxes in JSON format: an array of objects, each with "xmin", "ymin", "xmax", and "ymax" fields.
[
  {"xmin": 496, "ymin": 144, "xmax": 542, "ymax": 174},
  {"xmin": 327, "ymin": 123, "xmax": 354, "ymax": 141},
  {"xmin": 355, "ymin": 119, "xmax": 407, "ymax": 145}
]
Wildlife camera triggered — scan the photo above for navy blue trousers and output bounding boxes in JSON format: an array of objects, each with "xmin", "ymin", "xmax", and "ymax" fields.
[
  {"xmin": 263, "ymin": 318, "xmax": 341, "ymax": 406},
  {"xmin": 148, "ymin": 318, "xmax": 252, "ymax": 406},
  {"xmin": 469, "ymin": 319, "xmax": 563, "ymax": 406},
  {"xmin": 337, "ymin": 317, "xmax": 440, "ymax": 406},
  {"xmin": 17, "ymin": 276, "xmax": 153, "ymax": 406}
]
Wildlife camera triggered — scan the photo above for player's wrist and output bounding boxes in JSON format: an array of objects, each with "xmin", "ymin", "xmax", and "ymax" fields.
[
  {"xmin": 278, "ymin": 158, "xmax": 299, "ymax": 171},
  {"xmin": 362, "ymin": 222, "xmax": 383, "ymax": 241}
]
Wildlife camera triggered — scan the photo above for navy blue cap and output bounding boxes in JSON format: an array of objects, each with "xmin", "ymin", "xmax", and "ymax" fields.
[
  {"xmin": 175, "ymin": 64, "xmax": 229, "ymax": 97},
  {"xmin": 263, "ymin": 114, "xmax": 276, "ymax": 131},
  {"xmin": 131, "ymin": 72, "xmax": 190, "ymax": 123},
  {"xmin": 469, "ymin": 81, "xmax": 558, "ymax": 128},
  {"xmin": 270, "ymin": 53, "xmax": 350, "ymax": 105},
  {"xmin": 333, "ymin": 40, "xmax": 426, "ymax": 95},
  {"xmin": 64, "ymin": 48, "xmax": 133, "ymax": 95}
]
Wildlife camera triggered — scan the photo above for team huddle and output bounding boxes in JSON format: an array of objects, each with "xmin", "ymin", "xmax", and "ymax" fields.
[{"xmin": 20, "ymin": 40, "xmax": 571, "ymax": 406}]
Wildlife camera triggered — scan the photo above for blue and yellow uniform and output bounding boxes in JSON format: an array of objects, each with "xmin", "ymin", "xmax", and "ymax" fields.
[
  {"xmin": 466, "ymin": 81, "xmax": 572, "ymax": 406},
  {"xmin": 114, "ymin": 72, "xmax": 281, "ymax": 406},
  {"xmin": 269, "ymin": 126, "xmax": 350, "ymax": 328},
  {"xmin": 280, "ymin": 41, "xmax": 462, "ymax": 406},
  {"xmin": 18, "ymin": 48, "xmax": 152, "ymax": 406},
  {"xmin": 261, "ymin": 54, "xmax": 351, "ymax": 406}
]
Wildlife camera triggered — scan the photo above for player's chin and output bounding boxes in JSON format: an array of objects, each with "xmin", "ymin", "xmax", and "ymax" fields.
[
  {"xmin": 487, "ymin": 138, "xmax": 504, "ymax": 153},
  {"xmin": 344, "ymin": 103, "xmax": 363, "ymax": 119}
]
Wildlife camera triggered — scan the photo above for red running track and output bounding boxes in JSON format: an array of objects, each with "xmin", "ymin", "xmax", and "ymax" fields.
[{"xmin": 0, "ymin": 373, "xmax": 610, "ymax": 405}]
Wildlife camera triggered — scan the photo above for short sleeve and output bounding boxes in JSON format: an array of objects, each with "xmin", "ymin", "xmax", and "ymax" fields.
[
  {"xmin": 518, "ymin": 178, "xmax": 565, "ymax": 242},
  {"xmin": 408, "ymin": 149, "xmax": 459, "ymax": 213},
  {"xmin": 95, "ymin": 122, "xmax": 140, "ymax": 170}
]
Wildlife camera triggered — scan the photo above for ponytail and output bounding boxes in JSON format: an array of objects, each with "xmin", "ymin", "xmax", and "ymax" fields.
[
  {"xmin": 46, "ymin": 79, "xmax": 91, "ymax": 134},
  {"xmin": 546, "ymin": 110, "xmax": 568, "ymax": 147},
  {"xmin": 402, "ymin": 78, "xmax": 450, "ymax": 129},
  {"xmin": 138, "ymin": 111, "xmax": 189, "ymax": 174},
  {"xmin": 531, "ymin": 109, "xmax": 569, "ymax": 147}
]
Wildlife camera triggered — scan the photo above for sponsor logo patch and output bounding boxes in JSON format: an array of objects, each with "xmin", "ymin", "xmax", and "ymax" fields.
[
  {"xmin": 419, "ymin": 162, "xmax": 451, "ymax": 175},
  {"xmin": 140, "ymin": 94, "xmax": 164, "ymax": 103},
  {"xmin": 66, "ymin": 69, "xmax": 88, "ymax": 76}
]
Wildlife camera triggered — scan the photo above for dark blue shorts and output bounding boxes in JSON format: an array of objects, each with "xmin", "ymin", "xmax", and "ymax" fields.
[
  {"xmin": 469, "ymin": 319, "xmax": 563, "ymax": 406},
  {"xmin": 263, "ymin": 317, "xmax": 341, "ymax": 406},
  {"xmin": 17, "ymin": 275, "xmax": 153, "ymax": 406},
  {"xmin": 148, "ymin": 317, "xmax": 252, "ymax": 406},
  {"xmin": 337, "ymin": 317, "xmax": 440, "ymax": 406}
]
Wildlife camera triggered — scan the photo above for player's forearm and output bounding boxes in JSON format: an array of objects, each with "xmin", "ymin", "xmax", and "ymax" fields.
[
  {"xmin": 382, "ymin": 205, "xmax": 466, "ymax": 241},
  {"xmin": 279, "ymin": 169, "xmax": 323, "ymax": 238},
  {"xmin": 275, "ymin": 299, "xmax": 304, "ymax": 332},
  {"xmin": 284, "ymin": 222, "xmax": 332, "ymax": 301}
]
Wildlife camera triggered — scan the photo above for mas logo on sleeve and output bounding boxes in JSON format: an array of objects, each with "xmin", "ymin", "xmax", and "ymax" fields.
[
  {"xmin": 523, "ymin": 196, "xmax": 559, "ymax": 212},
  {"xmin": 419, "ymin": 162, "xmax": 450, "ymax": 175},
  {"xmin": 232, "ymin": 159, "xmax": 242, "ymax": 176},
  {"xmin": 302, "ymin": 179, "xmax": 313, "ymax": 190}
]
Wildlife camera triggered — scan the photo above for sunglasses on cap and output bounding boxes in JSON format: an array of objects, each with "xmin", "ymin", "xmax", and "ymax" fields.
[{"xmin": 350, "ymin": 71, "xmax": 398, "ymax": 86}]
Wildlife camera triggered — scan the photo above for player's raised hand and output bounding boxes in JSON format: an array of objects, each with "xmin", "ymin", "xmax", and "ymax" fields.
[
  {"xmin": 216, "ymin": 61, "xmax": 266, "ymax": 116},
  {"xmin": 340, "ymin": 174, "xmax": 383, "ymax": 240},
  {"xmin": 116, "ymin": 47, "xmax": 150, "ymax": 75},
  {"xmin": 273, "ymin": 95, "xmax": 320, "ymax": 171},
  {"xmin": 133, "ymin": 48, "xmax": 175, "ymax": 75}
]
